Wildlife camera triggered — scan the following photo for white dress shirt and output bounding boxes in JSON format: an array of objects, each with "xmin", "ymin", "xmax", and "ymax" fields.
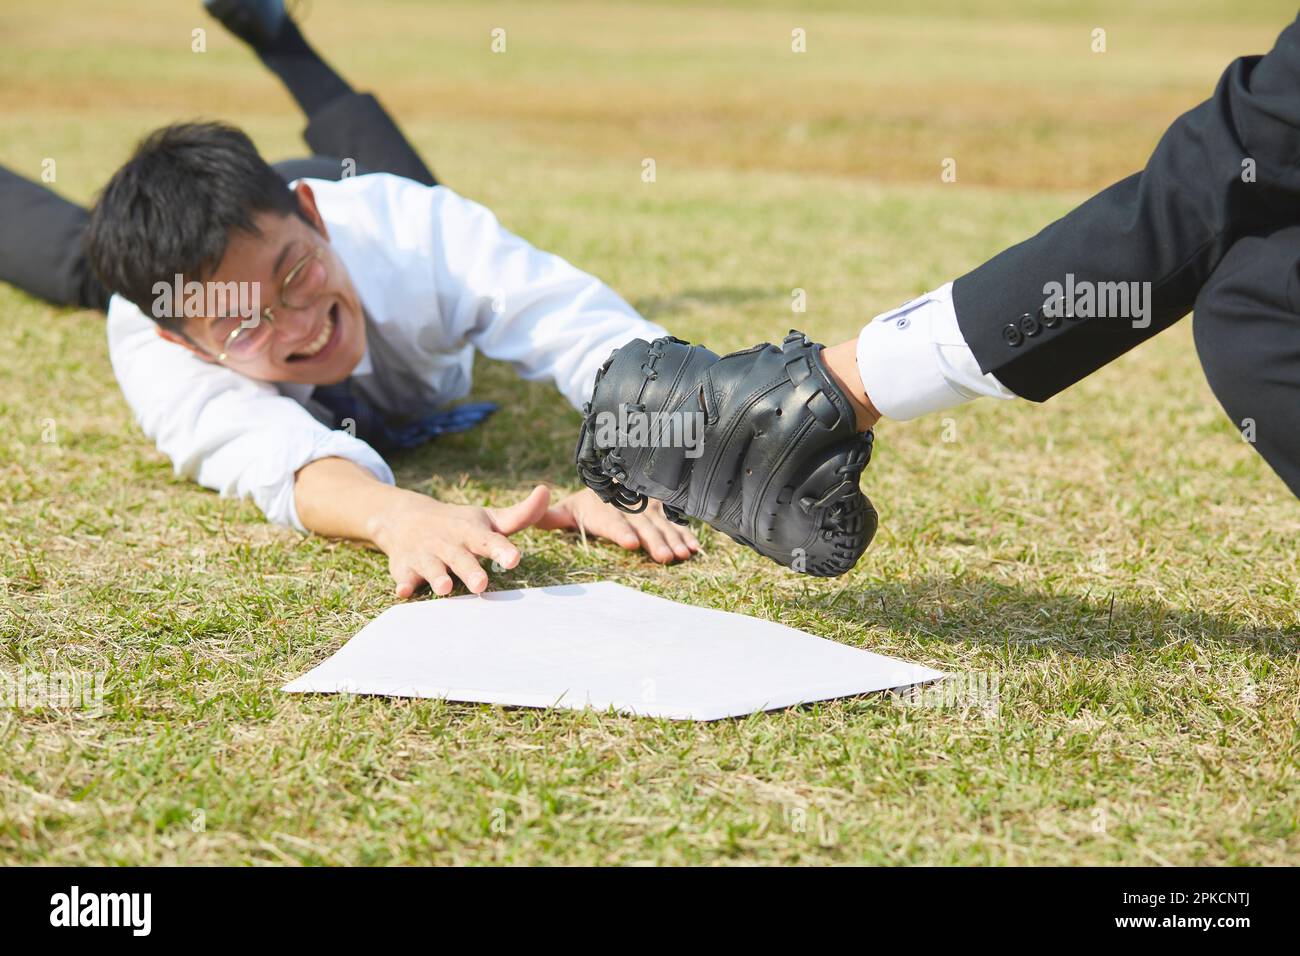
[
  {"xmin": 855, "ymin": 281, "xmax": 1016, "ymax": 420},
  {"xmin": 107, "ymin": 173, "xmax": 668, "ymax": 531}
]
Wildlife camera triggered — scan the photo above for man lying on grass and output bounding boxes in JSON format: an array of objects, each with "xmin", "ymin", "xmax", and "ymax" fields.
[
  {"xmin": 83, "ymin": 122, "xmax": 700, "ymax": 596},
  {"xmin": 3, "ymin": 0, "xmax": 871, "ymax": 589}
]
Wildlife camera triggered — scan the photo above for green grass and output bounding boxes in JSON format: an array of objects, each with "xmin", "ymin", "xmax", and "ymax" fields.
[{"xmin": 1, "ymin": 0, "xmax": 1297, "ymax": 865}]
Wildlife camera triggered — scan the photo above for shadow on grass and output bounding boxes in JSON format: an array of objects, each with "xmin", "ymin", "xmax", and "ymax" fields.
[{"xmin": 783, "ymin": 575, "xmax": 1300, "ymax": 660}]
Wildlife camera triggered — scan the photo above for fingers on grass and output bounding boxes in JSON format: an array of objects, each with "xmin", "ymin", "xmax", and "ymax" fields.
[
  {"xmin": 634, "ymin": 521, "xmax": 677, "ymax": 564},
  {"xmin": 678, "ymin": 519, "xmax": 700, "ymax": 550},
  {"xmin": 469, "ymin": 530, "xmax": 520, "ymax": 569},
  {"xmin": 635, "ymin": 509, "xmax": 694, "ymax": 560},
  {"xmin": 416, "ymin": 557, "xmax": 454, "ymax": 597},
  {"xmin": 391, "ymin": 564, "xmax": 424, "ymax": 599},
  {"xmin": 392, "ymin": 558, "xmax": 454, "ymax": 599},
  {"xmin": 591, "ymin": 509, "xmax": 639, "ymax": 550},
  {"xmin": 443, "ymin": 547, "xmax": 489, "ymax": 594},
  {"xmin": 656, "ymin": 517, "xmax": 695, "ymax": 560}
]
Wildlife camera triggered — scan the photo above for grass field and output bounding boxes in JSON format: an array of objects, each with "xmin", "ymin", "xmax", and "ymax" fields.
[{"xmin": 2, "ymin": 0, "xmax": 1298, "ymax": 865}]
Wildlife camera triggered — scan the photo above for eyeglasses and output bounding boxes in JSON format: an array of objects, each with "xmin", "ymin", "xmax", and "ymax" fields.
[{"xmin": 215, "ymin": 247, "xmax": 327, "ymax": 363}]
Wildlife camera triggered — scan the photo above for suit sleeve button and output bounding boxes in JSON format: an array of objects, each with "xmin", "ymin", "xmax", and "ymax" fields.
[
  {"xmin": 1019, "ymin": 312, "xmax": 1042, "ymax": 337},
  {"xmin": 1038, "ymin": 303, "xmax": 1061, "ymax": 328},
  {"xmin": 1002, "ymin": 323, "xmax": 1024, "ymax": 347}
]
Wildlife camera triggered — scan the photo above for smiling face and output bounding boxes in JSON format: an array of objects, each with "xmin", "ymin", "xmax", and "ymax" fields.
[{"xmin": 158, "ymin": 182, "xmax": 367, "ymax": 386}]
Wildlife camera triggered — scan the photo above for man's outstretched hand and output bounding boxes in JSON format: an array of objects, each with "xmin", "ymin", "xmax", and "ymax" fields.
[
  {"xmin": 538, "ymin": 487, "xmax": 700, "ymax": 564},
  {"xmin": 367, "ymin": 484, "xmax": 549, "ymax": 599},
  {"xmin": 372, "ymin": 485, "xmax": 699, "ymax": 598},
  {"xmin": 294, "ymin": 458, "xmax": 699, "ymax": 601}
]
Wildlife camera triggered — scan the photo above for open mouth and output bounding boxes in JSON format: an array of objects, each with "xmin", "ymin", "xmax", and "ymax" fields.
[{"xmin": 288, "ymin": 303, "xmax": 341, "ymax": 362}]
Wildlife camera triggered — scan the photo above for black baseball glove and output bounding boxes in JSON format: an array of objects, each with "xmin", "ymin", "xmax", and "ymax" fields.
[{"xmin": 575, "ymin": 331, "xmax": 878, "ymax": 576}]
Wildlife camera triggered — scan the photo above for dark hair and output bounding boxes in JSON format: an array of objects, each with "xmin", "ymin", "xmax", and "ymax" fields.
[{"xmin": 85, "ymin": 122, "xmax": 306, "ymax": 329}]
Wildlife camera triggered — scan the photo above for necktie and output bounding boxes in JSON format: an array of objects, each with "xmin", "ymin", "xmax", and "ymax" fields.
[{"xmin": 312, "ymin": 378, "xmax": 496, "ymax": 453}]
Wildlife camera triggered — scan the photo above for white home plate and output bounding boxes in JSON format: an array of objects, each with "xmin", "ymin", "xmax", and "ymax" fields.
[{"xmin": 282, "ymin": 581, "xmax": 944, "ymax": 721}]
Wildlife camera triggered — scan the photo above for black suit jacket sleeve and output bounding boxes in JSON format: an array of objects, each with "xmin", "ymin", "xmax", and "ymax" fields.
[{"xmin": 952, "ymin": 15, "xmax": 1300, "ymax": 402}]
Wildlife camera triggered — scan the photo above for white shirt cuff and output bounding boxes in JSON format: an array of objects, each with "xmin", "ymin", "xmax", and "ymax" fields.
[
  {"xmin": 275, "ymin": 431, "xmax": 394, "ymax": 533},
  {"xmin": 856, "ymin": 282, "xmax": 1016, "ymax": 421}
]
